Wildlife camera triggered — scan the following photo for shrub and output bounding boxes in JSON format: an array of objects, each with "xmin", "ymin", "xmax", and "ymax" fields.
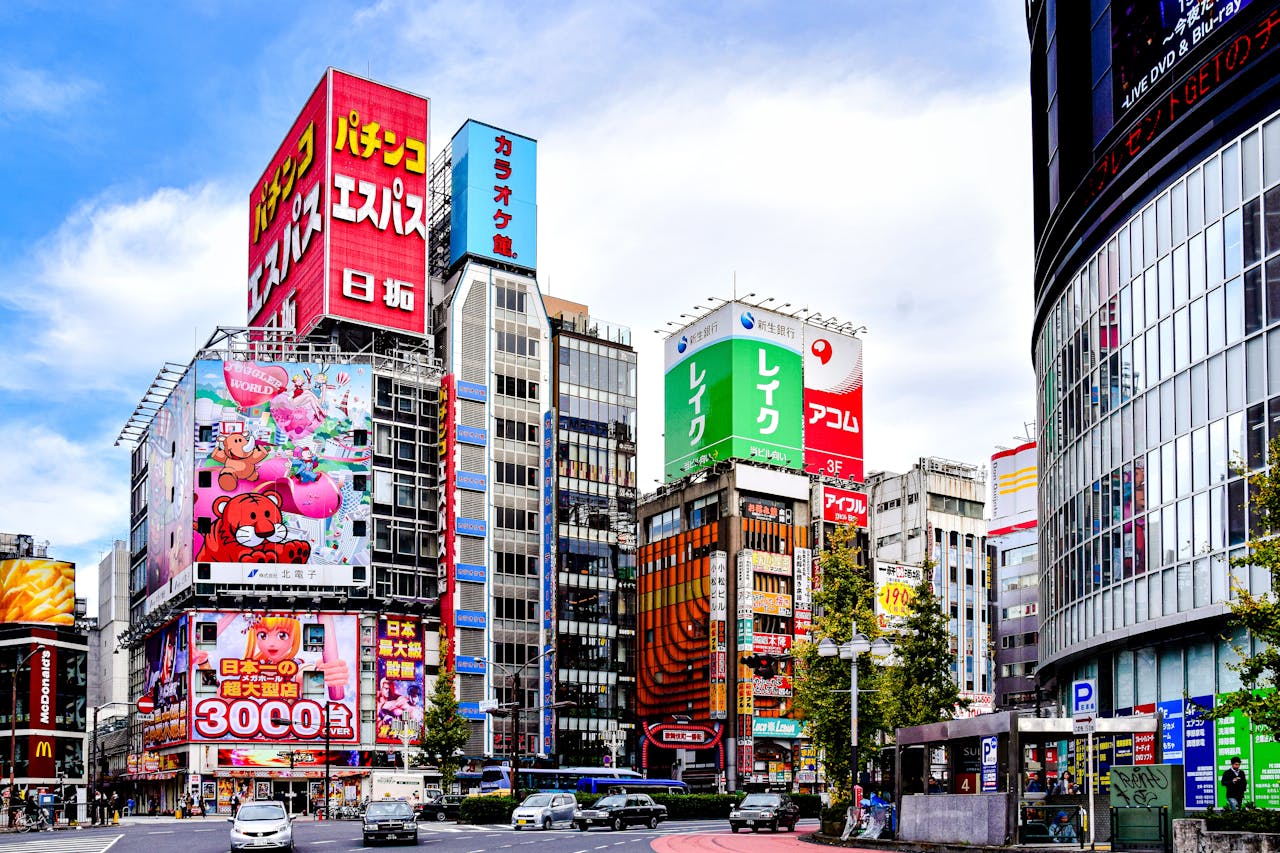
[
  {"xmin": 821, "ymin": 799, "xmax": 851, "ymax": 826},
  {"xmin": 1197, "ymin": 804, "xmax": 1280, "ymax": 834},
  {"xmin": 792, "ymin": 793, "xmax": 822, "ymax": 818},
  {"xmin": 653, "ymin": 793, "xmax": 738, "ymax": 820},
  {"xmin": 458, "ymin": 796, "xmax": 516, "ymax": 825}
]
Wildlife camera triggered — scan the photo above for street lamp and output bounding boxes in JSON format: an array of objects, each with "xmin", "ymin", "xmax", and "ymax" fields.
[
  {"xmin": 8, "ymin": 644, "xmax": 47, "ymax": 799},
  {"xmin": 817, "ymin": 632, "xmax": 895, "ymax": 787},
  {"xmin": 89, "ymin": 701, "xmax": 129, "ymax": 822},
  {"xmin": 480, "ymin": 650, "xmax": 574, "ymax": 797}
]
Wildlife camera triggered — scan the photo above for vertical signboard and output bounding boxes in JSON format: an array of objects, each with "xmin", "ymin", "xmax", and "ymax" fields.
[
  {"xmin": 981, "ymin": 735, "xmax": 998, "ymax": 793},
  {"xmin": 1158, "ymin": 698, "xmax": 1184, "ymax": 765},
  {"xmin": 709, "ymin": 551, "xmax": 728, "ymax": 721},
  {"xmin": 1184, "ymin": 695, "xmax": 1217, "ymax": 809},
  {"xmin": 793, "ymin": 548, "xmax": 812, "ymax": 641},
  {"xmin": 438, "ymin": 376, "xmax": 457, "ymax": 661},
  {"xmin": 450, "ymin": 120, "xmax": 537, "ymax": 270},
  {"xmin": 802, "ymin": 325, "xmax": 863, "ymax": 482},
  {"xmin": 375, "ymin": 615, "xmax": 425, "ymax": 744},
  {"xmin": 989, "ymin": 442, "xmax": 1038, "ymax": 537},
  {"xmin": 146, "ymin": 370, "xmax": 195, "ymax": 598},
  {"xmin": 664, "ymin": 303, "xmax": 803, "ymax": 481},
  {"xmin": 736, "ymin": 550, "xmax": 754, "ymax": 650},
  {"xmin": 248, "ymin": 69, "xmax": 430, "ymax": 336},
  {"xmin": 541, "ymin": 409, "xmax": 555, "ymax": 755}
]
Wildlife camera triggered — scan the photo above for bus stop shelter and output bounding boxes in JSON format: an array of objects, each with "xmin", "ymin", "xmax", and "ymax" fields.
[{"xmin": 891, "ymin": 711, "xmax": 1160, "ymax": 845}]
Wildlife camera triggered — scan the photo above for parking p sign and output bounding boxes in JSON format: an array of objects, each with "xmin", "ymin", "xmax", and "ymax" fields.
[{"xmin": 1072, "ymin": 679, "xmax": 1097, "ymax": 735}]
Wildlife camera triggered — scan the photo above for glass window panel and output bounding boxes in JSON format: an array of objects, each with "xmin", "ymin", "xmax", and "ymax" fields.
[
  {"xmin": 1178, "ymin": 560, "xmax": 1193, "ymax": 609},
  {"xmin": 1160, "ymin": 254, "xmax": 1175, "ymax": 315},
  {"xmin": 1159, "ymin": 646, "xmax": 1184, "ymax": 702},
  {"xmin": 1115, "ymin": 650, "xmax": 1135, "ymax": 710},
  {"xmin": 1208, "ymin": 284, "xmax": 1225, "ymax": 353},
  {"xmin": 1209, "ymin": 352, "xmax": 1227, "ymax": 420},
  {"xmin": 1246, "ymin": 262, "xmax": 1265, "ymax": 335},
  {"xmin": 1187, "ymin": 640, "xmax": 1215, "ymax": 697},
  {"xmin": 1175, "ymin": 306, "xmax": 1190, "ymax": 370},
  {"xmin": 1223, "ymin": 142, "xmax": 1241, "ymax": 212},
  {"xmin": 1264, "ymin": 116, "xmax": 1280, "ymax": 189},
  {"xmin": 1244, "ymin": 197, "xmax": 1262, "ymax": 268},
  {"xmin": 1266, "ymin": 185, "xmax": 1280, "ymax": 255},
  {"xmin": 1225, "ymin": 209, "xmax": 1243, "ymax": 279},
  {"xmin": 1212, "ymin": 485, "xmax": 1226, "ymax": 552},
  {"xmin": 1173, "ymin": 244, "xmax": 1190, "ymax": 308},
  {"xmin": 1176, "ymin": 370, "xmax": 1191, "ymax": 434},
  {"xmin": 1243, "ymin": 130, "xmax": 1261, "ymax": 200},
  {"xmin": 1164, "ymin": 504, "xmax": 1178, "ymax": 563},
  {"xmin": 1227, "ymin": 344, "xmax": 1244, "ymax": 410},
  {"xmin": 1160, "ymin": 318, "xmax": 1174, "ymax": 380},
  {"xmin": 1158, "ymin": 190, "xmax": 1173, "ymax": 257},
  {"xmin": 1208, "ymin": 220, "xmax": 1225, "ymax": 287},
  {"xmin": 1190, "ymin": 232, "xmax": 1207, "ymax": 297},
  {"xmin": 1189, "ymin": 167, "xmax": 1205, "ymax": 232},
  {"xmin": 1148, "ymin": 571, "xmax": 1162, "ymax": 618},
  {"xmin": 1136, "ymin": 646, "xmax": 1157, "ymax": 704},
  {"xmin": 1218, "ymin": 627, "xmax": 1247, "ymax": 692},
  {"xmin": 1248, "ymin": 333, "xmax": 1266, "ymax": 404},
  {"xmin": 1164, "ymin": 565, "xmax": 1178, "ymax": 609},
  {"xmin": 1210, "ymin": 417, "xmax": 1227, "ymax": 484},
  {"xmin": 1173, "ymin": 179, "xmax": 1189, "ymax": 244},
  {"xmin": 1206, "ymin": 155, "xmax": 1223, "ymax": 222},
  {"xmin": 1226, "ymin": 275, "xmax": 1244, "ymax": 343},
  {"xmin": 1175, "ymin": 434, "xmax": 1190, "ymax": 497},
  {"xmin": 1193, "ymin": 425, "xmax": 1209, "ymax": 491},
  {"xmin": 1143, "ymin": 205, "xmax": 1157, "ymax": 270}
]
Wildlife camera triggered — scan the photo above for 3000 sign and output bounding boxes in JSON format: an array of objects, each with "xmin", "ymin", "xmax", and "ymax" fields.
[{"xmin": 193, "ymin": 697, "xmax": 355, "ymax": 741}]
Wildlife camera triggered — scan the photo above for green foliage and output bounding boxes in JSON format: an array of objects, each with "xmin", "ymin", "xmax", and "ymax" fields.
[
  {"xmin": 1197, "ymin": 803, "xmax": 1280, "ymax": 833},
  {"xmin": 1206, "ymin": 437, "xmax": 1280, "ymax": 737},
  {"xmin": 458, "ymin": 795, "xmax": 515, "ymax": 824},
  {"xmin": 417, "ymin": 639, "xmax": 472, "ymax": 790},
  {"xmin": 877, "ymin": 569, "xmax": 966, "ymax": 731},
  {"xmin": 792, "ymin": 524, "xmax": 882, "ymax": 799},
  {"xmin": 790, "ymin": 793, "xmax": 822, "ymax": 818},
  {"xmin": 820, "ymin": 799, "xmax": 851, "ymax": 825},
  {"xmin": 651, "ymin": 793, "xmax": 738, "ymax": 820}
]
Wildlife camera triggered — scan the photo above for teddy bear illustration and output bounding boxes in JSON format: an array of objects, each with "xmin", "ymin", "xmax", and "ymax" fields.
[{"xmin": 210, "ymin": 423, "xmax": 271, "ymax": 491}]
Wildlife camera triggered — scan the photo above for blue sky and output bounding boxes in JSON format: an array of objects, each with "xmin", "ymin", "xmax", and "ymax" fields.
[{"xmin": 0, "ymin": 1, "xmax": 1033, "ymax": 606}]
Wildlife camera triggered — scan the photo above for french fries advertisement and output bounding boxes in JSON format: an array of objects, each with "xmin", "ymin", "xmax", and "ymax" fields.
[{"xmin": 0, "ymin": 559, "xmax": 75, "ymax": 625}]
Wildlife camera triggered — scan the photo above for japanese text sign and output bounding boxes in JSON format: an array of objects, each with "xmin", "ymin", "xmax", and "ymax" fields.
[
  {"xmin": 450, "ymin": 120, "xmax": 537, "ymax": 270},
  {"xmin": 802, "ymin": 325, "xmax": 863, "ymax": 482},
  {"xmin": 821, "ymin": 485, "xmax": 868, "ymax": 528},
  {"xmin": 376, "ymin": 615, "xmax": 425, "ymax": 744}
]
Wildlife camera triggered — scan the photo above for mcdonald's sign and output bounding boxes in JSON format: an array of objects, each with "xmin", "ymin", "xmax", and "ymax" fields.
[{"xmin": 28, "ymin": 735, "xmax": 55, "ymax": 777}]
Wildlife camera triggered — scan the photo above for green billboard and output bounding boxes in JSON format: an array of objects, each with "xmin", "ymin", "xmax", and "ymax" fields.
[{"xmin": 664, "ymin": 303, "xmax": 803, "ymax": 481}]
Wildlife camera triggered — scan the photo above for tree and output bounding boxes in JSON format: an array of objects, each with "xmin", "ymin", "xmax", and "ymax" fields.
[
  {"xmin": 418, "ymin": 638, "xmax": 471, "ymax": 790},
  {"xmin": 877, "ymin": 569, "xmax": 966, "ymax": 732},
  {"xmin": 792, "ymin": 524, "xmax": 883, "ymax": 797},
  {"xmin": 1205, "ymin": 437, "xmax": 1280, "ymax": 736}
]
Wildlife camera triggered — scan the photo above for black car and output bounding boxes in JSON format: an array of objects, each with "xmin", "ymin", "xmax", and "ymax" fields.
[
  {"xmin": 363, "ymin": 799, "xmax": 418, "ymax": 844},
  {"xmin": 415, "ymin": 794, "xmax": 463, "ymax": 822},
  {"xmin": 574, "ymin": 793, "xmax": 667, "ymax": 831},
  {"xmin": 728, "ymin": 792, "xmax": 800, "ymax": 833}
]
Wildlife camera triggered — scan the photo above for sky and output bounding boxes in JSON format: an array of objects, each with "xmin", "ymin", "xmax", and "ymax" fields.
[{"xmin": 0, "ymin": 1, "xmax": 1035, "ymax": 609}]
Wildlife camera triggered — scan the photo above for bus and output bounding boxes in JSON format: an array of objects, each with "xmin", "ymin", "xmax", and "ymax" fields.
[
  {"xmin": 479, "ymin": 766, "xmax": 646, "ymax": 796},
  {"xmin": 576, "ymin": 777, "xmax": 688, "ymax": 795}
]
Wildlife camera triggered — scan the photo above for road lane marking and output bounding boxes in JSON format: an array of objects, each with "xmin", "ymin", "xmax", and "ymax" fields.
[
  {"xmin": 145, "ymin": 831, "xmax": 175, "ymax": 834},
  {"xmin": 313, "ymin": 841, "xmax": 338, "ymax": 845}
]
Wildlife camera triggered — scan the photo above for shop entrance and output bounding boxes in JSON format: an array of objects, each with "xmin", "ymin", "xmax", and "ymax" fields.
[{"xmin": 271, "ymin": 780, "xmax": 311, "ymax": 815}]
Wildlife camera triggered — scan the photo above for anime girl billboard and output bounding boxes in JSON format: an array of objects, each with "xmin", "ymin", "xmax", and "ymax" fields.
[{"xmin": 189, "ymin": 611, "xmax": 358, "ymax": 743}]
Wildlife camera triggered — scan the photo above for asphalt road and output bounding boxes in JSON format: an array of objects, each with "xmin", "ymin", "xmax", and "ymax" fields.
[{"xmin": 0, "ymin": 818, "xmax": 820, "ymax": 853}]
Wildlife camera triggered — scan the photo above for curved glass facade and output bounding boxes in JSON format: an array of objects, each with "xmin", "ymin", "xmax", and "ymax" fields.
[{"xmin": 1035, "ymin": 111, "xmax": 1280, "ymax": 696}]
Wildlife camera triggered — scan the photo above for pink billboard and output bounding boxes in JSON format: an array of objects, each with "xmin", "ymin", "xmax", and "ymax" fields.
[
  {"xmin": 247, "ymin": 69, "xmax": 430, "ymax": 337},
  {"xmin": 189, "ymin": 611, "xmax": 358, "ymax": 744},
  {"xmin": 802, "ymin": 326, "xmax": 864, "ymax": 482}
]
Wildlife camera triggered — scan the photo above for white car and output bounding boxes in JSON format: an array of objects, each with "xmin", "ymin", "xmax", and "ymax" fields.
[
  {"xmin": 511, "ymin": 793, "xmax": 577, "ymax": 830},
  {"xmin": 229, "ymin": 801, "xmax": 293, "ymax": 851}
]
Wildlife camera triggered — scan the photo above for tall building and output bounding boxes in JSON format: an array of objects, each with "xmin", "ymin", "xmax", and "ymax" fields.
[
  {"xmin": 866, "ymin": 458, "xmax": 993, "ymax": 712},
  {"xmin": 987, "ymin": 443, "xmax": 1040, "ymax": 712},
  {"xmin": 636, "ymin": 299, "xmax": 865, "ymax": 791},
  {"xmin": 0, "ymin": 534, "xmax": 88, "ymax": 788},
  {"xmin": 545, "ymin": 296, "xmax": 638, "ymax": 768},
  {"xmin": 1029, "ymin": 0, "xmax": 1280, "ymax": 807},
  {"xmin": 88, "ymin": 541, "xmax": 130, "ymax": 716}
]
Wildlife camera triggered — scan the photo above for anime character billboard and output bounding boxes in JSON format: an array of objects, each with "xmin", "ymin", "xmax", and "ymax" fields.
[
  {"xmin": 192, "ymin": 360, "xmax": 371, "ymax": 581},
  {"xmin": 189, "ymin": 611, "xmax": 358, "ymax": 743},
  {"xmin": 142, "ymin": 615, "xmax": 190, "ymax": 748},
  {"xmin": 375, "ymin": 615, "xmax": 425, "ymax": 744}
]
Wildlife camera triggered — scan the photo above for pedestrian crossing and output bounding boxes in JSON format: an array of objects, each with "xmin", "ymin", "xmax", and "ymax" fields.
[{"xmin": 0, "ymin": 834, "xmax": 122, "ymax": 853}]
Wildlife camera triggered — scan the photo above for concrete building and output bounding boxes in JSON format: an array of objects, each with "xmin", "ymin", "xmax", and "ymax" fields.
[
  {"xmin": 987, "ymin": 443, "xmax": 1040, "ymax": 712},
  {"xmin": 867, "ymin": 458, "xmax": 993, "ymax": 712}
]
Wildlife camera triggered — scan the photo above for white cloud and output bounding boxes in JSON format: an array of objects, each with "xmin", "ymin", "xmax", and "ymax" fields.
[
  {"xmin": 0, "ymin": 65, "xmax": 96, "ymax": 119},
  {"xmin": 0, "ymin": 183, "xmax": 245, "ymax": 395}
]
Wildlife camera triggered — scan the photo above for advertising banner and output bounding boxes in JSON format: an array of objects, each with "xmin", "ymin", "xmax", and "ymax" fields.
[
  {"xmin": 752, "ymin": 717, "xmax": 803, "ymax": 739},
  {"xmin": 143, "ymin": 614, "xmax": 190, "ymax": 748},
  {"xmin": 989, "ymin": 442, "xmax": 1038, "ymax": 537},
  {"xmin": 820, "ymin": 485, "xmax": 868, "ymax": 528},
  {"xmin": 752, "ymin": 591, "xmax": 793, "ymax": 617},
  {"xmin": 736, "ymin": 551, "xmax": 754, "ymax": 650},
  {"xmin": 709, "ymin": 551, "xmax": 727, "ymax": 721},
  {"xmin": 753, "ymin": 632, "xmax": 792, "ymax": 657},
  {"xmin": 753, "ymin": 674, "xmax": 793, "ymax": 698},
  {"xmin": 1112, "ymin": 0, "xmax": 1254, "ymax": 116},
  {"xmin": 375, "ymin": 616, "xmax": 425, "ymax": 744},
  {"xmin": 874, "ymin": 562, "xmax": 923, "ymax": 630},
  {"xmin": 248, "ymin": 69, "xmax": 431, "ymax": 336},
  {"xmin": 793, "ymin": 548, "xmax": 812, "ymax": 612},
  {"xmin": 191, "ymin": 360, "xmax": 371, "ymax": 578},
  {"xmin": 450, "ymin": 120, "xmax": 537, "ymax": 270},
  {"xmin": 147, "ymin": 370, "xmax": 195, "ymax": 598},
  {"xmin": 0, "ymin": 560, "xmax": 75, "ymax": 625},
  {"xmin": 1184, "ymin": 695, "xmax": 1216, "ymax": 808},
  {"xmin": 1159, "ymin": 698, "xmax": 1185, "ymax": 762},
  {"xmin": 664, "ymin": 303, "xmax": 803, "ymax": 481},
  {"xmin": 802, "ymin": 325, "xmax": 863, "ymax": 482},
  {"xmin": 190, "ymin": 611, "xmax": 358, "ymax": 743}
]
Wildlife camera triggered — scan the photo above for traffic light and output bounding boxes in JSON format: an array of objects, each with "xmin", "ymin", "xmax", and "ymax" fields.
[{"xmin": 741, "ymin": 653, "xmax": 779, "ymax": 678}]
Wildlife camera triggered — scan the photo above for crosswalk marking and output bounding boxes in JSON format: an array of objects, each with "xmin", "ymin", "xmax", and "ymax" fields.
[{"xmin": 0, "ymin": 833, "xmax": 123, "ymax": 853}]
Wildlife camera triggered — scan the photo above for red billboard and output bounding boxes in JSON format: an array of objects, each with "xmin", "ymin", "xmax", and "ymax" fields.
[
  {"xmin": 802, "ymin": 326, "xmax": 864, "ymax": 482},
  {"xmin": 821, "ymin": 484, "xmax": 868, "ymax": 528},
  {"xmin": 248, "ymin": 69, "xmax": 430, "ymax": 337}
]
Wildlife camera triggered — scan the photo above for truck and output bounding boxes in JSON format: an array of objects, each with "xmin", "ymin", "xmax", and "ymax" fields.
[{"xmin": 369, "ymin": 772, "xmax": 425, "ymax": 804}]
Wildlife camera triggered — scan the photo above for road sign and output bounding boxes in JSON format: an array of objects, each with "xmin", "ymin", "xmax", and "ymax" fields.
[
  {"xmin": 136, "ymin": 694, "xmax": 155, "ymax": 714},
  {"xmin": 981, "ymin": 735, "xmax": 998, "ymax": 793},
  {"xmin": 1072, "ymin": 679, "xmax": 1097, "ymax": 735}
]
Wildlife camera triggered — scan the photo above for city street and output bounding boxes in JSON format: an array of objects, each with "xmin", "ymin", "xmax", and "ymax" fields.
[{"xmin": 0, "ymin": 818, "xmax": 820, "ymax": 853}]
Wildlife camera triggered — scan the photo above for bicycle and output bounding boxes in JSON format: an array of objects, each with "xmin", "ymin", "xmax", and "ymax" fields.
[{"xmin": 16, "ymin": 809, "xmax": 50, "ymax": 832}]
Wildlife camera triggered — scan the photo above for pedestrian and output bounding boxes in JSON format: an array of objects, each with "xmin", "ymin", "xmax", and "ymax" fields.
[
  {"xmin": 1221, "ymin": 757, "xmax": 1248, "ymax": 809},
  {"xmin": 126, "ymin": 796, "xmax": 135, "ymax": 817},
  {"xmin": 7, "ymin": 786, "xmax": 18, "ymax": 828},
  {"xmin": 1049, "ymin": 810, "xmax": 1078, "ymax": 843},
  {"xmin": 110, "ymin": 792, "xmax": 119, "ymax": 822},
  {"xmin": 63, "ymin": 785, "xmax": 77, "ymax": 825},
  {"xmin": 149, "ymin": 794, "xmax": 158, "ymax": 816},
  {"xmin": 232, "ymin": 790, "xmax": 241, "ymax": 814},
  {"xmin": 927, "ymin": 775, "xmax": 943, "ymax": 794}
]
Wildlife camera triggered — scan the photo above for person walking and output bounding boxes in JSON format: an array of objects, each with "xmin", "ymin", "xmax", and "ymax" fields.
[{"xmin": 1222, "ymin": 757, "xmax": 1248, "ymax": 809}]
